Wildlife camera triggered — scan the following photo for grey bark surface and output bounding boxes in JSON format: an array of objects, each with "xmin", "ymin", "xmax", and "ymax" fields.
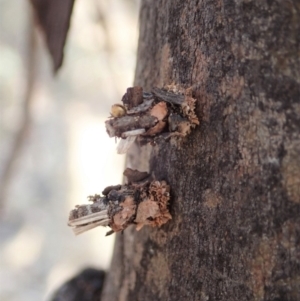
[{"xmin": 101, "ymin": 1, "xmax": 300, "ymax": 301}]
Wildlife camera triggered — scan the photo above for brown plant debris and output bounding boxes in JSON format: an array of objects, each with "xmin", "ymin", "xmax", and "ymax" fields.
[
  {"xmin": 68, "ymin": 168, "xmax": 171, "ymax": 236},
  {"xmin": 105, "ymin": 86, "xmax": 199, "ymax": 153}
]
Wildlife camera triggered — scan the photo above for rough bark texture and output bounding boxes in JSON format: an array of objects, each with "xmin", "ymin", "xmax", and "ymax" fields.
[
  {"xmin": 30, "ymin": 0, "xmax": 75, "ymax": 71},
  {"xmin": 102, "ymin": 1, "xmax": 300, "ymax": 301}
]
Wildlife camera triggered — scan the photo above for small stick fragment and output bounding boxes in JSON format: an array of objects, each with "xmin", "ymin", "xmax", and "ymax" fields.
[
  {"xmin": 121, "ymin": 86, "xmax": 143, "ymax": 109},
  {"xmin": 127, "ymin": 99, "xmax": 154, "ymax": 115},
  {"xmin": 105, "ymin": 115, "xmax": 157, "ymax": 138},
  {"xmin": 68, "ymin": 171, "xmax": 172, "ymax": 235},
  {"xmin": 151, "ymin": 87, "xmax": 185, "ymax": 105},
  {"xmin": 121, "ymin": 128, "xmax": 145, "ymax": 138}
]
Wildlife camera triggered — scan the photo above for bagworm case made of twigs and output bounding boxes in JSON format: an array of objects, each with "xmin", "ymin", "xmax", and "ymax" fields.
[
  {"xmin": 106, "ymin": 86, "xmax": 199, "ymax": 153},
  {"xmin": 68, "ymin": 169, "xmax": 172, "ymax": 236}
]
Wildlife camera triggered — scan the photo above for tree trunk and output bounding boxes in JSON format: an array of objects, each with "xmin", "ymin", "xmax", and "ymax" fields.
[{"xmin": 102, "ymin": 1, "xmax": 300, "ymax": 301}]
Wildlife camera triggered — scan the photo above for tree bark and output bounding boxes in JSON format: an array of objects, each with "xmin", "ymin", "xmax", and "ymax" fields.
[{"xmin": 101, "ymin": 1, "xmax": 300, "ymax": 301}]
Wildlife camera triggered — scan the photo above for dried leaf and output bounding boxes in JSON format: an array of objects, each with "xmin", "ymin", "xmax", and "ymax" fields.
[
  {"xmin": 111, "ymin": 197, "xmax": 136, "ymax": 232},
  {"xmin": 135, "ymin": 180, "xmax": 171, "ymax": 230},
  {"xmin": 150, "ymin": 102, "xmax": 168, "ymax": 121},
  {"xmin": 135, "ymin": 199, "xmax": 160, "ymax": 231},
  {"xmin": 143, "ymin": 121, "xmax": 166, "ymax": 136}
]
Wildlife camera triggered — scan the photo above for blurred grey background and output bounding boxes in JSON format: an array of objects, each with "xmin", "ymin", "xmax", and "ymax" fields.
[{"xmin": 0, "ymin": 0, "xmax": 139, "ymax": 300}]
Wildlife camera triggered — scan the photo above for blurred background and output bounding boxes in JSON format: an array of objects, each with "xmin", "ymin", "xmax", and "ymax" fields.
[{"xmin": 0, "ymin": 0, "xmax": 139, "ymax": 300}]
